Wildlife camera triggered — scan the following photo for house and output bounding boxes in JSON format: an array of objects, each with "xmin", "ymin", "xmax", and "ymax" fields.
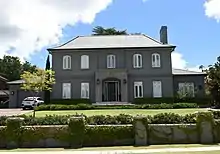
[{"xmin": 7, "ymin": 26, "xmax": 206, "ymax": 107}]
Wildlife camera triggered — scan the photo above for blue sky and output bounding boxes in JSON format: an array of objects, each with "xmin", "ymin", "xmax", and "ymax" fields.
[{"xmin": 1, "ymin": 0, "xmax": 219, "ymax": 70}]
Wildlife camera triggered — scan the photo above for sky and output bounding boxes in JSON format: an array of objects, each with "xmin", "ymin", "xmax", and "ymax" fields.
[{"xmin": 0, "ymin": 0, "xmax": 220, "ymax": 70}]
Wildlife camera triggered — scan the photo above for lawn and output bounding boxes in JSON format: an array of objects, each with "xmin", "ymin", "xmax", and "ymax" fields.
[{"xmin": 26, "ymin": 108, "xmax": 207, "ymax": 117}]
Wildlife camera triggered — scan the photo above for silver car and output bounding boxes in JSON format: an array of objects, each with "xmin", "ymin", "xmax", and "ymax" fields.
[{"xmin": 21, "ymin": 97, "xmax": 44, "ymax": 110}]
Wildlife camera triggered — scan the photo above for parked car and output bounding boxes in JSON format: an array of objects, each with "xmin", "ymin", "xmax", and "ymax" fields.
[{"xmin": 21, "ymin": 97, "xmax": 44, "ymax": 110}]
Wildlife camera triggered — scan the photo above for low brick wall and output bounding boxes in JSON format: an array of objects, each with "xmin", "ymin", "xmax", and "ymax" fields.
[{"xmin": 0, "ymin": 111, "xmax": 220, "ymax": 148}]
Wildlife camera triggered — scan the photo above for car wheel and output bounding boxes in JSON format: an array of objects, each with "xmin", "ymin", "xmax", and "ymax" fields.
[{"xmin": 22, "ymin": 107, "xmax": 26, "ymax": 110}]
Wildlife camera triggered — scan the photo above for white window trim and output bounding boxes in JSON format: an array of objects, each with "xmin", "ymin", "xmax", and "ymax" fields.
[
  {"xmin": 63, "ymin": 55, "xmax": 71, "ymax": 70},
  {"xmin": 107, "ymin": 54, "xmax": 116, "ymax": 68},
  {"xmin": 152, "ymin": 53, "xmax": 161, "ymax": 68},
  {"xmin": 178, "ymin": 82, "xmax": 195, "ymax": 97},
  {"xmin": 153, "ymin": 81, "xmax": 162, "ymax": 98},
  {"xmin": 81, "ymin": 82, "xmax": 90, "ymax": 99},
  {"xmin": 81, "ymin": 55, "xmax": 89, "ymax": 69},
  {"xmin": 133, "ymin": 54, "xmax": 142, "ymax": 68},
  {"xmin": 62, "ymin": 83, "xmax": 71, "ymax": 99},
  {"xmin": 134, "ymin": 81, "xmax": 143, "ymax": 98}
]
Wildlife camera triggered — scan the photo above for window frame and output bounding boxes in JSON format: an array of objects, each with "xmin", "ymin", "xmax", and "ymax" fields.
[
  {"xmin": 81, "ymin": 55, "xmax": 89, "ymax": 69},
  {"xmin": 178, "ymin": 82, "xmax": 195, "ymax": 97},
  {"xmin": 152, "ymin": 53, "xmax": 161, "ymax": 68},
  {"xmin": 63, "ymin": 55, "xmax": 71, "ymax": 70},
  {"xmin": 81, "ymin": 82, "xmax": 90, "ymax": 99},
  {"xmin": 134, "ymin": 81, "xmax": 144, "ymax": 98},
  {"xmin": 133, "ymin": 54, "xmax": 143, "ymax": 68},
  {"xmin": 152, "ymin": 80, "xmax": 162, "ymax": 98},
  {"xmin": 107, "ymin": 54, "xmax": 116, "ymax": 68},
  {"xmin": 62, "ymin": 83, "xmax": 71, "ymax": 99}
]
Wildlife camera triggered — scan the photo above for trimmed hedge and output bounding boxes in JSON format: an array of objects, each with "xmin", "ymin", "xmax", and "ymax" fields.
[
  {"xmin": 0, "ymin": 113, "xmax": 198, "ymax": 126},
  {"xmin": 50, "ymin": 99, "xmax": 92, "ymax": 105},
  {"xmin": 35, "ymin": 103, "xmax": 198, "ymax": 111},
  {"xmin": 133, "ymin": 97, "xmax": 211, "ymax": 106}
]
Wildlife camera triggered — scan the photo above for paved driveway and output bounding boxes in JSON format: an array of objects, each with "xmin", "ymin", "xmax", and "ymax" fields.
[{"xmin": 0, "ymin": 109, "xmax": 32, "ymax": 116}]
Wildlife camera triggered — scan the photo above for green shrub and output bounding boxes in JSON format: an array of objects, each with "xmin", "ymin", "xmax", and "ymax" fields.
[
  {"xmin": 50, "ymin": 99, "xmax": 92, "ymax": 105},
  {"xmin": 133, "ymin": 97, "xmax": 174, "ymax": 104},
  {"xmin": 173, "ymin": 103, "xmax": 198, "ymax": 109},
  {"xmin": 36, "ymin": 103, "xmax": 198, "ymax": 111},
  {"xmin": 84, "ymin": 125, "xmax": 134, "ymax": 146}
]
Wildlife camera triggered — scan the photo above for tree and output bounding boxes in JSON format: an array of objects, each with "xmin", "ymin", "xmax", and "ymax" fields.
[
  {"xmin": 206, "ymin": 56, "xmax": 220, "ymax": 108},
  {"xmin": 199, "ymin": 65, "xmax": 205, "ymax": 72},
  {"xmin": 92, "ymin": 26, "xmax": 127, "ymax": 35},
  {"xmin": 44, "ymin": 55, "xmax": 51, "ymax": 104},
  {"xmin": 0, "ymin": 55, "xmax": 37, "ymax": 81},
  {"xmin": 20, "ymin": 68, "xmax": 55, "ymax": 116}
]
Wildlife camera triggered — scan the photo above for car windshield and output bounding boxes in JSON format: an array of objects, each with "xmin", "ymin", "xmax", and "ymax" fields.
[{"xmin": 24, "ymin": 97, "xmax": 35, "ymax": 101}]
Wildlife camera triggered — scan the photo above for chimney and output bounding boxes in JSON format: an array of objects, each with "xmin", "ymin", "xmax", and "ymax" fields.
[{"xmin": 160, "ymin": 26, "xmax": 168, "ymax": 44}]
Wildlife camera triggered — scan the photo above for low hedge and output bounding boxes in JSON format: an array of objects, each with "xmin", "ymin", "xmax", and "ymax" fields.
[
  {"xmin": 35, "ymin": 103, "xmax": 198, "ymax": 111},
  {"xmin": 50, "ymin": 99, "xmax": 92, "ymax": 105},
  {"xmin": 133, "ymin": 97, "xmax": 211, "ymax": 106},
  {"xmin": 0, "ymin": 113, "xmax": 198, "ymax": 126}
]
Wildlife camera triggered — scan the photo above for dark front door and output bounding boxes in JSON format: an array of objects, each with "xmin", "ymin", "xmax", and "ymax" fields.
[{"xmin": 103, "ymin": 81, "xmax": 120, "ymax": 102}]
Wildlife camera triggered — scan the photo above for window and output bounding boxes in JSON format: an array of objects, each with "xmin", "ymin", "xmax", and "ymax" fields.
[
  {"xmin": 81, "ymin": 55, "xmax": 89, "ymax": 69},
  {"xmin": 133, "ymin": 54, "xmax": 142, "ymax": 68},
  {"xmin": 178, "ymin": 82, "xmax": 195, "ymax": 97},
  {"xmin": 153, "ymin": 81, "xmax": 162, "ymax": 98},
  {"xmin": 63, "ymin": 55, "xmax": 71, "ymax": 69},
  {"xmin": 152, "ymin": 53, "xmax": 161, "ymax": 68},
  {"xmin": 134, "ymin": 81, "xmax": 143, "ymax": 98},
  {"xmin": 62, "ymin": 83, "xmax": 71, "ymax": 99},
  {"xmin": 107, "ymin": 54, "xmax": 116, "ymax": 68},
  {"xmin": 81, "ymin": 82, "xmax": 89, "ymax": 99}
]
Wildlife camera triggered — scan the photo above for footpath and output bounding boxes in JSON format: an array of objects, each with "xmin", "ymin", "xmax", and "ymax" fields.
[{"xmin": 1, "ymin": 146, "xmax": 220, "ymax": 154}]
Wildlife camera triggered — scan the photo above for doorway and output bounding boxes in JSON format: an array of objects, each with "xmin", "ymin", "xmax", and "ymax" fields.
[{"xmin": 103, "ymin": 80, "xmax": 121, "ymax": 102}]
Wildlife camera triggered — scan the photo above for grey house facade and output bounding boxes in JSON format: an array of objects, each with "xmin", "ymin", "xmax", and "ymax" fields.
[{"xmin": 7, "ymin": 26, "xmax": 206, "ymax": 107}]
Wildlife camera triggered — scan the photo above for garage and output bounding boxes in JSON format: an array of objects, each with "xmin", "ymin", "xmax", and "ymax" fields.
[{"xmin": 7, "ymin": 80, "xmax": 44, "ymax": 108}]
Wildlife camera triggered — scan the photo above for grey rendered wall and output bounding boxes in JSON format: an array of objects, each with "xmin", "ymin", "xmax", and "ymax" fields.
[
  {"xmin": 9, "ymin": 84, "xmax": 44, "ymax": 108},
  {"xmin": 51, "ymin": 47, "xmax": 173, "ymax": 102},
  {"xmin": 173, "ymin": 75, "xmax": 206, "ymax": 97}
]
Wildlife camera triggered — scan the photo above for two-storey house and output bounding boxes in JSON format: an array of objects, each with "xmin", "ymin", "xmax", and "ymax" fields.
[{"xmin": 47, "ymin": 26, "xmax": 206, "ymax": 103}]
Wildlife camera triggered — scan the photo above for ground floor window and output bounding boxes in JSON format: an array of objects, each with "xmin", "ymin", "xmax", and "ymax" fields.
[
  {"xmin": 153, "ymin": 81, "xmax": 162, "ymax": 98},
  {"xmin": 81, "ymin": 82, "xmax": 89, "ymax": 99},
  {"xmin": 62, "ymin": 83, "xmax": 71, "ymax": 99},
  {"xmin": 134, "ymin": 81, "xmax": 143, "ymax": 98},
  {"xmin": 178, "ymin": 82, "xmax": 195, "ymax": 97}
]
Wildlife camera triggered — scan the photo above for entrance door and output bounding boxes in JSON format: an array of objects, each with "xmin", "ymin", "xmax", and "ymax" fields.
[{"xmin": 103, "ymin": 81, "xmax": 120, "ymax": 102}]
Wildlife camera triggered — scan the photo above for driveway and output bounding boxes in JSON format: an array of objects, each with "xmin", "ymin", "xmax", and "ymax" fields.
[{"xmin": 0, "ymin": 109, "xmax": 32, "ymax": 116}]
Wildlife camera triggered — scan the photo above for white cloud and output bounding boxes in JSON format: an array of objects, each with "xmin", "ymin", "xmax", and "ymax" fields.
[
  {"xmin": 0, "ymin": 0, "xmax": 113, "ymax": 61},
  {"xmin": 171, "ymin": 51, "xmax": 201, "ymax": 72},
  {"xmin": 204, "ymin": 0, "xmax": 220, "ymax": 22}
]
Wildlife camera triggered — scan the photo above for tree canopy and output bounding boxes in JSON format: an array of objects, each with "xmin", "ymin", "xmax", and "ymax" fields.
[
  {"xmin": 205, "ymin": 56, "xmax": 220, "ymax": 107},
  {"xmin": 92, "ymin": 26, "xmax": 127, "ymax": 35},
  {"xmin": 0, "ymin": 55, "xmax": 37, "ymax": 81}
]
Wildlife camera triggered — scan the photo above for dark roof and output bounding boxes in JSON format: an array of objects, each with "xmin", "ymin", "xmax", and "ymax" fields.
[
  {"xmin": 0, "ymin": 75, "xmax": 8, "ymax": 82},
  {"xmin": 48, "ymin": 34, "xmax": 175, "ymax": 50}
]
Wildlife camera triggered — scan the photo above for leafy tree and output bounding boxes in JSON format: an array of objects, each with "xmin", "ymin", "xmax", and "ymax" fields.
[
  {"xmin": 0, "ymin": 55, "xmax": 37, "ymax": 81},
  {"xmin": 206, "ymin": 56, "xmax": 220, "ymax": 107},
  {"xmin": 20, "ymin": 68, "xmax": 55, "ymax": 117},
  {"xmin": 44, "ymin": 55, "xmax": 51, "ymax": 104},
  {"xmin": 92, "ymin": 26, "xmax": 127, "ymax": 35}
]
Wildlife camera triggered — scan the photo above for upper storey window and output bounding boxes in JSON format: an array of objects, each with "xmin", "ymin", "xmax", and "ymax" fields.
[
  {"xmin": 107, "ymin": 54, "xmax": 116, "ymax": 68},
  {"xmin": 63, "ymin": 55, "xmax": 71, "ymax": 70},
  {"xmin": 81, "ymin": 55, "xmax": 89, "ymax": 69},
  {"xmin": 152, "ymin": 53, "xmax": 161, "ymax": 68},
  {"xmin": 133, "ymin": 54, "xmax": 142, "ymax": 68}
]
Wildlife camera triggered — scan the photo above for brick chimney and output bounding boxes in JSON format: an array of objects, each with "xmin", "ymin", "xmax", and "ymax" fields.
[{"xmin": 160, "ymin": 26, "xmax": 168, "ymax": 44}]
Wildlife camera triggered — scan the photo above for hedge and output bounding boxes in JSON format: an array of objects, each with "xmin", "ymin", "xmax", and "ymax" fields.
[
  {"xmin": 0, "ymin": 113, "xmax": 198, "ymax": 126},
  {"xmin": 133, "ymin": 97, "xmax": 211, "ymax": 106},
  {"xmin": 35, "ymin": 103, "xmax": 198, "ymax": 111},
  {"xmin": 50, "ymin": 99, "xmax": 92, "ymax": 105}
]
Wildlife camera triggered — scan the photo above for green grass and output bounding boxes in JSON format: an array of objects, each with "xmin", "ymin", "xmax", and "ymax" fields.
[{"xmin": 26, "ymin": 108, "xmax": 207, "ymax": 117}]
